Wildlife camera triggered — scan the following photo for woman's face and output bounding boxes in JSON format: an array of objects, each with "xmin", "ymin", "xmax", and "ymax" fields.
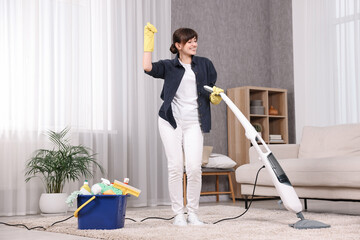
[{"xmin": 178, "ymin": 37, "xmax": 197, "ymax": 56}]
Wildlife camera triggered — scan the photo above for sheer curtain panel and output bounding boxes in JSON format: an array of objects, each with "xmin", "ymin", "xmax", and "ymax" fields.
[
  {"xmin": 0, "ymin": 0, "xmax": 171, "ymax": 216},
  {"xmin": 293, "ymin": 0, "xmax": 360, "ymax": 142}
]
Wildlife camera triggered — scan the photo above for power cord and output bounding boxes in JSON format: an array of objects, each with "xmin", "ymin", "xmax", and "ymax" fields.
[
  {"xmin": 141, "ymin": 165, "xmax": 265, "ymax": 224},
  {"xmin": 140, "ymin": 215, "xmax": 176, "ymax": 222},
  {"xmin": 0, "ymin": 216, "xmax": 75, "ymax": 231},
  {"xmin": 212, "ymin": 165, "xmax": 265, "ymax": 224},
  {"xmin": 0, "ymin": 215, "xmax": 137, "ymax": 230},
  {"xmin": 0, "ymin": 221, "xmax": 46, "ymax": 231},
  {"xmin": 125, "ymin": 217, "xmax": 137, "ymax": 222},
  {"xmin": 1, "ymin": 166, "xmax": 265, "ymax": 228},
  {"xmin": 49, "ymin": 215, "xmax": 74, "ymax": 227}
]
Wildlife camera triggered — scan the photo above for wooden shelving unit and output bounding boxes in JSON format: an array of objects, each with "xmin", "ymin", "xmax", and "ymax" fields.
[{"xmin": 227, "ymin": 86, "xmax": 289, "ymax": 199}]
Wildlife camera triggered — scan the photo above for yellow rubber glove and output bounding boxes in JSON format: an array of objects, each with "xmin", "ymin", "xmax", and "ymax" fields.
[
  {"xmin": 210, "ymin": 86, "xmax": 224, "ymax": 105},
  {"xmin": 144, "ymin": 22, "xmax": 158, "ymax": 52}
]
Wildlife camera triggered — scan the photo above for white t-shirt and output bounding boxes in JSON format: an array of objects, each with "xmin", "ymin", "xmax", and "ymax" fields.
[{"xmin": 171, "ymin": 59, "xmax": 199, "ymax": 121}]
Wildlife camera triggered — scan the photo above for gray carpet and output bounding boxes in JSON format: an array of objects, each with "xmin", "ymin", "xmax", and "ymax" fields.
[{"xmin": 9, "ymin": 205, "xmax": 360, "ymax": 240}]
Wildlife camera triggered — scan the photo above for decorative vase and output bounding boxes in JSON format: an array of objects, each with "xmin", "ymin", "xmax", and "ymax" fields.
[
  {"xmin": 39, "ymin": 193, "xmax": 68, "ymax": 215},
  {"xmin": 269, "ymin": 105, "xmax": 279, "ymax": 115}
]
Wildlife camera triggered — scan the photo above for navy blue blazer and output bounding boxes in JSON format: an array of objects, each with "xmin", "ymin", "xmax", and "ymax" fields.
[{"xmin": 145, "ymin": 54, "xmax": 217, "ymax": 133}]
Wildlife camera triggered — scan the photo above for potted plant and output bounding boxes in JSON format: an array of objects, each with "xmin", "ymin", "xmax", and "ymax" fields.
[
  {"xmin": 25, "ymin": 127, "xmax": 104, "ymax": 214},
  {"xmin": 252, "ymin": 123, "xmax": 263, "ymax": 134}
]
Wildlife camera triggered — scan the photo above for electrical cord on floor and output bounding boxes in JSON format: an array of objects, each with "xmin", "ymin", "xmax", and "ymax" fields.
[
  {"xmin": 0, "ymin": 215, "xmax": 137, "ymax": 230},
  {"xmin": 212, "ymin": 165, "xmax": 265, "ymax": 224},
  {"xmin": 140, "ymin": 165, "xmax": 265, "ymax": 224},
  {"xmin": 0, "ymin": 221, "xmax": 47, "ymax": 231},
  {"xmin": 0, "ymin": 216, "xmax": 74, "ymax": 231},
  {"xmin": 0, "ymin": 215, "xmax": 76, "ymax": 231},
  {"xmin": 49, "ymin": 215, "xmax": 74, "ymax": 227},
  {"xmin": 1, "ymin": 166, "xmax": 265, "ymax": 228},
  {"xmin": 125, "ymin": 217, "xmax": 137, "ymax": 222},
  {"xmin": 140, "ymin": 215, "xmax": 176, "ymax": 222}
]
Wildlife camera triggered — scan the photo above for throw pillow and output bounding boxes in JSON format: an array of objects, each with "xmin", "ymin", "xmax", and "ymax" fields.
[{"xmin": 203, "ymin": 153, "xmax": 236, "ymax": 169}]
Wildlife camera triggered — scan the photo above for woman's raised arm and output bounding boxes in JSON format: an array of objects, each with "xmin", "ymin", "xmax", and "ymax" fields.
[{"xmin": 143, "ymin": 22, "xmax": 157, "ymax": 72}]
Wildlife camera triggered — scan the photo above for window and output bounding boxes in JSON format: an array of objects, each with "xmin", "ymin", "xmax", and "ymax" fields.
[
  {"xmin": 0, "ymin": 1, "xmax": 114, "ymax": 132},
  {"xmin": 334, "ymin": 0, "xmax": 360, "ymax": 123}
]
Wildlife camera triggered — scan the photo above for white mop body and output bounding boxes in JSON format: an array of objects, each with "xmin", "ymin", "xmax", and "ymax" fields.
[{"xmin": 204, "ymin": 86, "xmax": 329, "ymax": 229}]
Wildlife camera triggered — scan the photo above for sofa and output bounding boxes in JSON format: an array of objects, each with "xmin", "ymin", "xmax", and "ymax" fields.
[{"xmin": 235, "ymin": 123, "xmax": 360, "ymax": 208}]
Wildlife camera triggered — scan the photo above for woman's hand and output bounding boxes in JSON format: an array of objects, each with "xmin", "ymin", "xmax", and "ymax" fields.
[
  {"xmin": 144, "ymin": 22, "xmax": 157, "ymax": 52},
  {"xmin": 143, "ymin": 22, "xmax": 157, "ymax": 72},
  {"xmin": 210, "ymin": 86, "xmax": 224, "ymax": 105}
]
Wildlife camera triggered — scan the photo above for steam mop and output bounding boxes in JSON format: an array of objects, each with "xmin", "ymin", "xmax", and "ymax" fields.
[{"xmin": 204, "ymin": 86, "xmax": 330, "ymax": 229}]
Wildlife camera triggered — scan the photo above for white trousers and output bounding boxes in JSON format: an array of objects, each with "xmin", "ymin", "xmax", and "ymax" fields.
[{"xmin": 158, "ymin": 116, "xmax": 203, "ymax": 215}]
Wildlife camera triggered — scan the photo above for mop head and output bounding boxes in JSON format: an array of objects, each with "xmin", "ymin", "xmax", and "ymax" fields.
[
  {"xmin": 290, "ymin": 212, "xmax": 330, "ymax": 229},
  {"xmin": 290, "ymin": 219, "xmax": 330, "ymax": 229}
]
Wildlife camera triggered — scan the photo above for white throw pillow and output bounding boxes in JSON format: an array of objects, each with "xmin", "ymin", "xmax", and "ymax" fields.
[{"xmin": 203, "ymin": 153, "xmax": 236, "ymax": 169}]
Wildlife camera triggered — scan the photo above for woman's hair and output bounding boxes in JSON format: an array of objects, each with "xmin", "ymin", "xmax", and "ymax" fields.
[{"xmin": 169, "ymin": 28, "xmax": 198, "ymax": 54}]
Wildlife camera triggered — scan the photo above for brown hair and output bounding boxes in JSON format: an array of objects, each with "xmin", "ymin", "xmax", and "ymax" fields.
[{"xmin": 169, "ymin": 28, "xmax": 198, "ymax": 54}]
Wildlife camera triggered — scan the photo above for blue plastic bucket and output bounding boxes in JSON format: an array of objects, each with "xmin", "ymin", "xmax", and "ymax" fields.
[{"xmin": 77, "ymin": 195, "xmax": 128, "ymax": 229}]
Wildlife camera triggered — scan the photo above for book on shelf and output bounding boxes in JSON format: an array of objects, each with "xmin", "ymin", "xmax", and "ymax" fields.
[
  {"xmin": 270, "ymin": 134, "xmax": 281, "ymax": 136},
  {"xmin": 269, "ymin": 139, "xmax": 285, "ymax": 143},
  {"xmin": 269, "ymin": 134, "xmax": 282, "ymax": 139}
]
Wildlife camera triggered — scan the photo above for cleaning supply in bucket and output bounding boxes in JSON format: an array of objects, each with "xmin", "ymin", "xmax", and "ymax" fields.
[
  {"xmin": 91, "ymin": 178, "xmax": 114, "ymax": 194},
  {"xmin": 113, "ymin": 180, "xmax": 141, "ymax": 197},
  {"xmin": 80, "ymin": 180, "xmax": 91, "ymax": 195},
  {"xmin": 101, "ymin": 178, "xmax": 111, "ymax": 186},
  {"xmin": 90, "ymin": 183, "xmax": 104, "ymax": 195},
  {"xmin": 66, "ymin": 191, "xmax": 82, "ymax": 207},
  {"xmin": 67, "ymin": 180, "xmax": 92, "ymax": 207},
  {"xmin": 102, "ymin": 185, "xmax": 123, "ymax": 195}
]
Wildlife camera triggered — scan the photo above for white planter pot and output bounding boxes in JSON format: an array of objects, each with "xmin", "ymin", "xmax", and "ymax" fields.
[{"xmin": 39, "ymin": 193, "xmax": 68, "ymax": 214}]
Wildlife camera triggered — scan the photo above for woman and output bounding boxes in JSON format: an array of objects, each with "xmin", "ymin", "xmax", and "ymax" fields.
[{"xmin": 143, "ymin": 22, "xmax": 223, "ymax": 226}]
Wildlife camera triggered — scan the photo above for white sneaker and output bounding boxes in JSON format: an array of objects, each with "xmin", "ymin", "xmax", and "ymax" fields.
[
  {"xmin": 187, "ymin": 213, "xmax": 204, "ymax": 225},
  {"xmin": 173, "ymin": 213, "xmax": 187, "ymax": 226}
]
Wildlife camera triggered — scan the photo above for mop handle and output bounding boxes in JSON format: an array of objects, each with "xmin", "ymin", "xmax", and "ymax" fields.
[
  {"xmin": 74, "ymin": 196, "xmax": 96, "ymax": 218},
  {"xmin": 204, "ymin": 85, "xmax": 270, "ymax": 152},
  {"xmin": 204, "ymin": 85, "xmax": 303, "ymax": 214}
]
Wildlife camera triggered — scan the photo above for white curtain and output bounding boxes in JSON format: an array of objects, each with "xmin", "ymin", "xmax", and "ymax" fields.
[
  {"xmin": 293, "ymin": 0, "xmax": 360, "ymax": 142},
  {"xmin": 0, "ymin": 0, "xmax": 171, "ymax": 216}
]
